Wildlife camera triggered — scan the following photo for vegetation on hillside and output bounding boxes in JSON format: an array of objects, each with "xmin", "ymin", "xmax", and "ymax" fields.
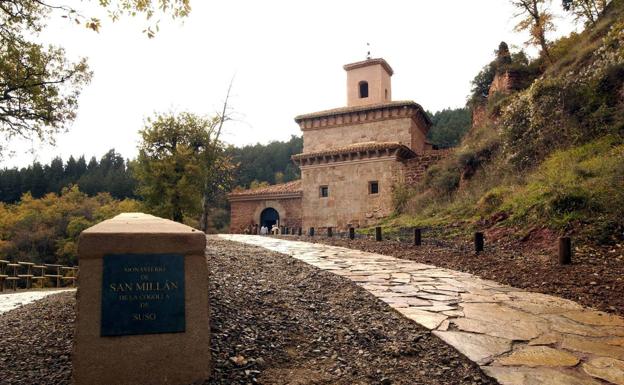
[
  {"xmin": 392, "ymin": 0, "xmax": 624, "ymax": 244},
  {"xmin": 0, "ymin": 186, "xmax": 140, "ymax": 265}
]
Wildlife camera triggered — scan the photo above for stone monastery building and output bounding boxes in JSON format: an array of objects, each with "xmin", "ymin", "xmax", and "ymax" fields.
[{"xmin": 229, "ymin": 58, "xmax": 446, "ymax": 234}]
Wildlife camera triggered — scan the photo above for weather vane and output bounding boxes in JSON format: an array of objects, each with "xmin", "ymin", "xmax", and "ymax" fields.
[{"xmin": 366, "ymin": 42, "xmax": 371, "ymax": 60}]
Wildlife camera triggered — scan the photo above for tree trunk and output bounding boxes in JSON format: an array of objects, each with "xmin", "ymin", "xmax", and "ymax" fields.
[{"xmin": 199, "ymin": 194, "xmax": 209, "ymax": 233}]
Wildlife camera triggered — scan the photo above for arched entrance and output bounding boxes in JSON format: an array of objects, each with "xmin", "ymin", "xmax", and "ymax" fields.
[{"xmin": 260, "ymin": 207, "xmax": 279, "ymax": 228}]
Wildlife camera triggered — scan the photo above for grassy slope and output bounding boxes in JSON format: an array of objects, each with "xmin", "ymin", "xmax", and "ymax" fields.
[{"xmin": 386, "ymin": 1, "xmax": 624, "ymax": 244}]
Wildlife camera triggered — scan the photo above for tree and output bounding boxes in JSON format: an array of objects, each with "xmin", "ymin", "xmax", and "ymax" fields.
[
  {"xmin": 427, "ymin": 108, "xmax": 472, "ymax": 148},
  {"xmin": 562, "ymin": 0, "xmax": 610, "ymax": 25},
  {"xmin": 496, "ymin": 42, "xmax": 513, "ymax": 71},
  {"xmin": 468, "ymin": 63, "xmax": 497, "ymax": 106},
  {"xmin": 0, "ymin": 1, "xmax": 190, "ymax": 157},
  {"xmin": 198, "ymin": 82, "xmax": 236, "ymax": 233},
  {"xmin": 0, "ymin": 185, "xmax": 141, "ymax": 265},
  {"xmin": 227, "ymin": 135, "xmax": 303, "ymax": 188},
  {"xmin": 136, "ymin": 112, "xmax": 221, "ymax": 223},
  {"xmin": 512, "ymin": 0, "xmax": 555, "ymax": 62}
]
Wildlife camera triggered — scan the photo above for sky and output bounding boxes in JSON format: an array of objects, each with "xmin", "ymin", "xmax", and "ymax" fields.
[{"xmin": 3, "ymin": 0, "xmax": 578, "ymax": 168}]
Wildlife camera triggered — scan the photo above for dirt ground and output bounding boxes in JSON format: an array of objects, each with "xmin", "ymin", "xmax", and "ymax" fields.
[
  {"xmin": 282, "ymin": 229, "xmax": 624, "ymax": 317},
  {"xmin": 0, "ymin": 238, "xmax": 495, "ymax": 385}
]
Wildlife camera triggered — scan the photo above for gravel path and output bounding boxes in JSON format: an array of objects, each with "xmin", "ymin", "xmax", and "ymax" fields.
[
  {"xmin": 0, "ymin": 292, "xmax": 74, "ymax": 385},
  {"xmin": 0, "ymin": 238, "xmax": 495, "ymax": 385}
]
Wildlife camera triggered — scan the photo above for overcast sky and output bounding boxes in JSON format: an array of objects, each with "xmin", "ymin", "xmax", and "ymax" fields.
[{"xmin": 3, "ymin": 0, "xmax": 578, "ymax": 168}]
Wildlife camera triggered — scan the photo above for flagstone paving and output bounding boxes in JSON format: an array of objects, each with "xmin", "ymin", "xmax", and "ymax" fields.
[{"xmin": 217, "ymin": 234, "xmax": 624, "ymax": 385}]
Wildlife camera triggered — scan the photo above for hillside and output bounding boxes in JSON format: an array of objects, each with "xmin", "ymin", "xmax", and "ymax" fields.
[{"xmin": 390, "ymin": 0, "xmax": 624, "ymax": 245}]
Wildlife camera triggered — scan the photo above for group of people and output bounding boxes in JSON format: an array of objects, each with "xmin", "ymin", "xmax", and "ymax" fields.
[
  {"xmin": 244, "ymin": 222, "xmax": 282, "ymax": 235},
  {"xmin": 259, "ymin": 224, "xmax": 280, "ymax": 235}
]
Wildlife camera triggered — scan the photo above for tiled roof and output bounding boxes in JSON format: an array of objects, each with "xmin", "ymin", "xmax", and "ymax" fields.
[
  {"xmin": 294, "ymin": 100, "xmax": 430, "ymax": 124},
  {"xmin": 229, "ymin": 179, "xmax": 302, "ymax": 197},
  {"xmin": 292, "ymin": 141, "xmax": 416, "ymax": 162},
  {"xmin": 343, "ymin": 58, "xmax": 394, "ymax": 75}
]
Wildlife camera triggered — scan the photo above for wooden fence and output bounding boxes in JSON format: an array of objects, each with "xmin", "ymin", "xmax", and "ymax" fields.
[{"xmin": 0, "ymin": 260, "xmax": 78, "ymax": 292}]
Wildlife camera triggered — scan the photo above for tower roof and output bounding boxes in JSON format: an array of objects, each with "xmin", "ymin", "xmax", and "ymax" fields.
[
  {"xmin": 343, "ymin": 58, "xmax": 394, "ymax": 76},
  {"xmin": 294, "ymin": 100, "xmax": 430, "ymax": 125}
]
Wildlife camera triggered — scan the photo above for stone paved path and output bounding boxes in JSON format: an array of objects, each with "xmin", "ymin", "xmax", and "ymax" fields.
[
  {"xmin": 217, "ymin": 235, "xmax": 624, "ymax": 385},
  {"xmin": 0, "ymin": 289, "xmax": 75, "ymax": 315}
]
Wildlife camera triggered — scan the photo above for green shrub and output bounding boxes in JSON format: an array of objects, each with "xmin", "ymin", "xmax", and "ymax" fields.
[
  {"xmin": 423, "ymin": 163, "xmax": 461, "ymax": 195},
  {"xmin": 392, "ymin": 183, "xmax": 414, "ymax": 214},
  {"xmin": 477, "ymin": 187, "xmax": 511, "ymax": 215}
]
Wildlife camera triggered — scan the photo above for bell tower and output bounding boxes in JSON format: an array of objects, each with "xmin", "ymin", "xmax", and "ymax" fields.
[{"xmin": 343, "ymin": 58, "xmax": 393, "ymax": 107}]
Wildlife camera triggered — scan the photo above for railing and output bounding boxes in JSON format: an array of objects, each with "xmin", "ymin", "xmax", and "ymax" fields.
[
  {"xmin": 0, "ymin": 260, "xmax": 78, "ymax": 292},
  {"xmin": 271, "ymin": 226, "xmax": 575, "ymax": 264}
]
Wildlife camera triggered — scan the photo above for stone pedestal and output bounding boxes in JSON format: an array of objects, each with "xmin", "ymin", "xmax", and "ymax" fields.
[{"xmin": 72, "ymin": 213, "xmax": 210, "ymax": 385}]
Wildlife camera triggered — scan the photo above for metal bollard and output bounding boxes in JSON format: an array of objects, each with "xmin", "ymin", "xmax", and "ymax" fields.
[
  {"xmin": 414, "ymin": 228, "xmax": 422, "ymax": 246},
  {"xmin": 375, "ymin": 226, "xmax": 382, "ymax": 242},
  {"xmin": 559, "ymin": 237, "xmax": 572, "ymax": 265},
  {"xmin": 475, "ymin": 232, "xmax": 484, "ymax": 253}
]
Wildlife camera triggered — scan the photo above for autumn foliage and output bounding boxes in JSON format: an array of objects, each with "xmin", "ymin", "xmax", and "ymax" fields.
[{"xmin": 0, "ymin": 185, "xmax": 140, "ymax": 265}]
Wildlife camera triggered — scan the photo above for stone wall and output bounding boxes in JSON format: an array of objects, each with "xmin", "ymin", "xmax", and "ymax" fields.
[
  {"xmin": 229, "ymin": 197, "xmax": 302, "ymax": 233},
  {"xmin": 404, "ymin": 149, "xmax": 452, "ymax": 185},
  {"xmin": 303, "ymin": 116, "xmax": 428, "ymax": 154},
  {"xmin": 301, "ymin": 157, "xmax": 403, "ymax": 231}
]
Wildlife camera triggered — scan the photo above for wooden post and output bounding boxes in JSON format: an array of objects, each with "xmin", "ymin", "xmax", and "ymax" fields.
[
  {"xmin": 349, "ymin": 227, "xmax": 355, "ymax": 240},
  {"xmin": 327, "ymin": 227, "xmax": 333, "ymax": 237},
  {"xmin": 559, "ymin": 237, "xmax": 572, "ymax": 265},
  {"xmin": 309, "ymin": 227, "xmax": 315, "ymax": 237},
  {"xmin": 375, "ymin": 227, "xmax": 382, "ymax": 242},
  {"xmin": 414, "ymin": 228, "xmax": 422, "ymax": 246},
  {"xmin": 475, "ymin": 232, "xmax": 484, "ymax": 253}
]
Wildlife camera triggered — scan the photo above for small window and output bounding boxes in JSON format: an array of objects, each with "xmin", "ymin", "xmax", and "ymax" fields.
[
  {"xmin": 369, "ymin": 181, "xmax": 379, "ymax": 194},
  {"xmin": 359, "ymin": 81, "xmax": 369, "ymax": 98},
  {"xmin": 320, "ymin": 185, "xmax": 329, "ymax": 198}
]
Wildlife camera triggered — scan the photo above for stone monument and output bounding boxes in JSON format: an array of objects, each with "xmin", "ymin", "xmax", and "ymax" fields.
[{"xmin": 72, "ymin": 213, "xmax": 210, "ymax": 385}]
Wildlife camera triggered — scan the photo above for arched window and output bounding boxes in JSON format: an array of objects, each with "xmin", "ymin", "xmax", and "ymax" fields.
[{"xmin": 359, "ymin": 81, "xmax": 369, "ymax": 98}]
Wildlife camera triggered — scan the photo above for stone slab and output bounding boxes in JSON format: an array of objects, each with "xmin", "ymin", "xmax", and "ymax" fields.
[
  {"xmin": 396, "ymin": 308, "xmax": 447, "ymax": 329},
  {"xmin": 482, "ymin": 367, "xmax": 602, "ymax": 385},
  {"xmin": 73, "ymin": 213, "xmax": 210, "ymax": 385},
  {"xmin": 433, "ymin": 331, "xmax": 512, "ymax": 364},
  {"xmin": 583, "ymin": 357, "xmax": 624, "ymax": 385},
  {"xmin": 562, "ymin": 335, "xmax": 624, "ymax": 360},
  {"xmin": 495, "ymin": 346, "xmax": 579, "ymax": 367}
]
